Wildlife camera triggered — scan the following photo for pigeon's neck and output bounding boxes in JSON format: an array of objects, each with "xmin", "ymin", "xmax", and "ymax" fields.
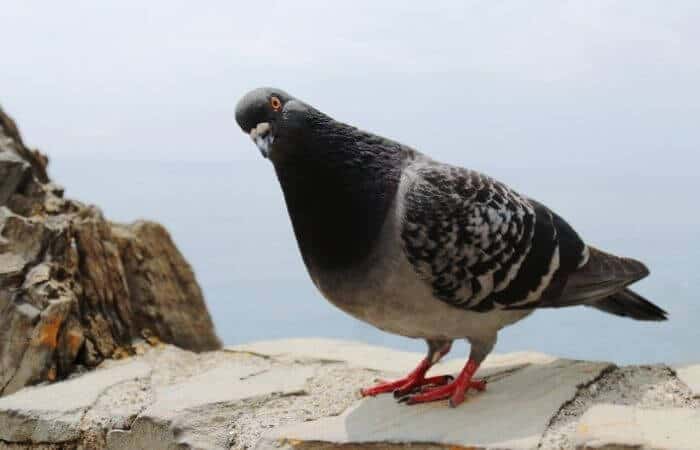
[{"xmin": 272, "ymin": 119, "xmax": 403, "ymax": 273}]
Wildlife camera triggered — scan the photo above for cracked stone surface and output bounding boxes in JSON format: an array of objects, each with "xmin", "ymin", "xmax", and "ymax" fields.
[
  {"xmin": 575, "ymin": 404, "xmax": 700, "ymax": 449},
  {"xmin": 108, "ymin": 362, "xmax": 315, "ymax": 449},
  {"xmin": 0, "ymin": 339, "xmax": 697, "ymax": 450},
  {"xmin": 261, "ymin": 359, "xmax": 611, "ymax": 449},
  {"xmin": 0, "ymin": 358, "xmax": 150, "ymax": 444},
  {"xmin": 541, "ymin": 365, "xmax": 700, "ymax": 449}
]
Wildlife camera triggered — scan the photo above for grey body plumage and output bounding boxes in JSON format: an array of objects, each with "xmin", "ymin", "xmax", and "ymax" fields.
[{"xmin": 235, "ymin": 87, "xmax": 667, "ymax": 405}]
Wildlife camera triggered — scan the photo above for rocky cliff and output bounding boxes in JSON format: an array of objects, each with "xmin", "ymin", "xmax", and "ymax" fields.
[{"xmin": 0, "ymin": 106, "xmax": 221, "ymax": 398}]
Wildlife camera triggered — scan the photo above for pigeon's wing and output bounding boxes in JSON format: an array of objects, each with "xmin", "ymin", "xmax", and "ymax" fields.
[{"xmin": 400, "ymin": 162, "xmax": 614, "ymax": 312}]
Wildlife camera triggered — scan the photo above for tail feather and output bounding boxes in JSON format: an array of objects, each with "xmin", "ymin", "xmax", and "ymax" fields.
[
  {"xmin": 590, "ymin": 288, "xmax": 668, "ymax": 321},
  {"xmin": 550, "ymin": 247, "xmax": 651, "ymax": 306}
]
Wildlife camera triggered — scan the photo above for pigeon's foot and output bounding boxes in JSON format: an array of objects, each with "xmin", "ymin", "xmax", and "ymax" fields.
[
  {"xmin": 392, "ymin": 374, "xmax": 454, "ymax": 397},
  {"xmin": 400, "ymin": 359, "xmax": 485, "ymax": 407},
  {"xmin": 362, "ymin": 374, "xmax": 454, "ymax": 398},
  {"xmin": 360, "ymin": 359, "xmax": 453, "ymax": 397},
  {"xmin": 361, "ymin": 342, "xmax": 453, "ymax": 398},
  {"xmin": 401, "ymin": 377, "xmax": 486, "ymax": 406}
]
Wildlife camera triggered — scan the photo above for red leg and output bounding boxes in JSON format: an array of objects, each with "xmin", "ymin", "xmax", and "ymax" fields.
[
  {"xmin": 360, "ymin": 341, "xmax": 452, "ymax": 397},
  {"xmin": 403, "ymin": 359, "xmax": 486, "ymax": 407}
]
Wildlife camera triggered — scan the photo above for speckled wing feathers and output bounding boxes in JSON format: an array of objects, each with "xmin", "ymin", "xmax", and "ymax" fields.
[{"xmin": 401, "ymin": 161, "xmax": 593, "ymax": 312}]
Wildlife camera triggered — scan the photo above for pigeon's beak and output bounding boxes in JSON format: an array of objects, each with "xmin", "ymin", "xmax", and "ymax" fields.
[{"xmin": 249, "ymin": 122, "xmax": 274, "ymax": 159}]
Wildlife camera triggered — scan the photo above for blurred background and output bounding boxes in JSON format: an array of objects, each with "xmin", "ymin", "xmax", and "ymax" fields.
[{"xmin": 2, "ymin": 1, "xmax": 698, "ymax": 364}]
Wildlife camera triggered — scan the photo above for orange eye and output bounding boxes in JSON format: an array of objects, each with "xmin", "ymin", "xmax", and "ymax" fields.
[{"xmin": 270, "ymin": 96, "xmax": 282, "ymax": 111}]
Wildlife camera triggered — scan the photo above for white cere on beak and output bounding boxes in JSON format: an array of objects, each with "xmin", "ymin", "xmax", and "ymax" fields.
[{"xmin": 249, "ymin": 122, "xmax": 274, "ymax": 158}]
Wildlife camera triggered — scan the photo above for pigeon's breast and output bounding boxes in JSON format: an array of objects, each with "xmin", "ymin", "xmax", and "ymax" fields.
[
  {"xmin": 307, "ymin": 174, "xmax": 532, "ymax": 340},
  {"xmin": 311, "ymin": 230, "xmax": 531, "ymax": 340},
  {"xmin": 273, "ymin": 139, "xmax": 402, "ymax": 274}
]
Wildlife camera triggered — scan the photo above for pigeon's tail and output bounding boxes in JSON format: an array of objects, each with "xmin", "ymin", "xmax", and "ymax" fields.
[
  {"xmin": 590, "ymin": 288, "xmax": 668, "ymax": 321},
  {"xmin": 550, "ymin": 247, "xmax": 650, "ymax": 306},
  {"xmin": 545, "ymin": 247, "xmax": 666, "ymax": 322}
]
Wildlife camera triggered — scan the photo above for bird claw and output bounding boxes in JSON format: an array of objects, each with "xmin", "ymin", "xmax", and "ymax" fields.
[
  {"xmin": 362, "ymin": 373, "xmax": 454, "ymax": 398},
  {"xmin": 402, "ymin": 378, "xmax": 487, "ymax": 407},
  {"xmin": 470, "ymin": 379, "xmax": 488, "ymax": 391},
  {"xmin": 391, "ymin": 374, "xmax": 454, "ymax": 398}
]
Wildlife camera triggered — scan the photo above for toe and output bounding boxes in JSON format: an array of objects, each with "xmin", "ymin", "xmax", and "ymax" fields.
[
  {"xmin": 470, "ymin": 379, "xmax": 487, "ymax": 391},
  {"xmin": 423, "ymin": 374, "xmax": 454, "ymax": 386},
  {"xmin": 404, "ymin": 384, "xmax": 454, "ymax": 405}
]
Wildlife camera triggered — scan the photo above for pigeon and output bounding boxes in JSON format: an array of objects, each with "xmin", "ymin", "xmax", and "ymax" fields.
[{"xmin": 235, "ymin": 87, "xmax": 667, "ymax": 407}]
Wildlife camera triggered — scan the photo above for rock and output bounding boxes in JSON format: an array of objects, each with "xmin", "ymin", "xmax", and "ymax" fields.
[
  {"xmin": 230, "ymin": 338, "xmax": 557, "ymax": 377},
  {"xmin": 0, "ymin": 151, "xmax": 30, "ymax": 205},
  {"xmin": 0, "ymin": 359, "xmax": 151, "ymax": 445},
  {"xmin": 574, "ymin": 404, "xmax": 700, "ymax": 450},
  {"xmin": 675, "ymin": 364, "xmax": 700, "ymax": 397},
  {"xmin": 262, "ymin": 358, "xmax": 612, "ymax": 450},
  {"xmin": 111, "ymin": 221, "xmax": 220, "ymax": 352},
  {"xmin": 108, "ymin": 361, "xmax": 314, "ymax": 450},
  {"xmin": 0, "ymin": 339, "xmax": 696, "ymax": 450},
  {"xmin": 0, "ymin": 105, "xmax": 220, "ymax": 397}
]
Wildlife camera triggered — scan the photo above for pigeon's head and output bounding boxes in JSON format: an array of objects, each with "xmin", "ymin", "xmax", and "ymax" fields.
[{"xmin": 235, "ymin": 87, "xmax": 312, "ymax": 160}]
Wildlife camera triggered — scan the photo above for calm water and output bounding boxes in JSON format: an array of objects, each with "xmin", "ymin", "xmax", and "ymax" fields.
[{"xmin": 50, "ymin": 158, "xmax": 700, "ymax": 365}]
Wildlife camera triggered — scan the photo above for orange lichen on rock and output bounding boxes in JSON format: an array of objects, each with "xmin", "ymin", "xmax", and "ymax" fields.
[
  {"xmin": 66, "ymin": 329, "xmax": 84, "ymax": 356},
  {"xmin": 36, "ymin": 314, "xmax": 64, "ymax": 349}
]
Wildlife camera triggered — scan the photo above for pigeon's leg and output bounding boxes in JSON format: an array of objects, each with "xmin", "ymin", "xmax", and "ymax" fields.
[
  {"xmin": 360, "ymin": 339, "xmax": 452, "ymax": 397},
  {"xmin": 403, "ymin": 336, "xmax": 495, "ymax": 407}
]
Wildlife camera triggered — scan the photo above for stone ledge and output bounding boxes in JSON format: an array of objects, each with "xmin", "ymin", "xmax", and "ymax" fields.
[
  {"xmin": 263, "ymin": 359, "xmax": 611, "ymax": 450},
  {"xmin": 227, "ymin": 338, "xmax": 557, "ymax": 377},
  {"xmin": 575, "ymin": 404, "xmax": 700, "ymax": 449},
  {"xmin": 675, "ymin": 364, "xmax": 700, "ymax": 398},
  {"xmin": 0, "ymin": 339, "xmax": 697, "ymax": 450}
]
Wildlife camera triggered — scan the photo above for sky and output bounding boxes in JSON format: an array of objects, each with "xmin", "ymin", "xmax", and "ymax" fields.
[
  {"xmin": 2, "ymin": 1, "xmax": 699, "ymax": 170},
  {"xmin": 1, "ymin": 2, "xmax": 699, "ymax": 361}
]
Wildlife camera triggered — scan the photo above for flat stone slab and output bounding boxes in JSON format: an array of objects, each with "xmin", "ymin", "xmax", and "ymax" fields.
[
  {"xmin": 106, "ymin": 361, "xmax": 314, "ymax": 450},
  {"xmin": 0, "ymin": 359, "xmax": 151, "ymax": 444},
  {"xmin": 261, "ymin": 359, "xmax": 612, "ymax": 450},
  {"xmin": 676, "ymin": 364, "xmax": 700, "ymax": 397},
  {"xmin": 162, "ymin": 359, "xmax": 311, "ymax": 408},
  {"xmin": 575, "ymin": 404, "xmax": 700, "ymax": 449},
  {"xmin": 229, "ymin": 338, "xmax": 557, "ymax": 377}
]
